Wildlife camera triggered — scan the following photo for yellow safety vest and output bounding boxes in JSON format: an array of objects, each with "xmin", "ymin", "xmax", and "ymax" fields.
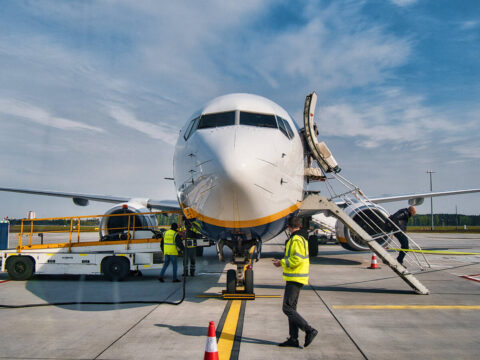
[
  {"xmin": 281, "ymin": 234, "xmax": 310, "ymax": 285},
  {"xmin": 163, "ymin": 229, "xmax": 179, "ymax": 255},
  {"xmin": 186, "ymin": 221, "xmax": 202, "ymax": 248},
  {"xmin": 191, "ymin": 220, "xmax": 202, "ymax": 234}
]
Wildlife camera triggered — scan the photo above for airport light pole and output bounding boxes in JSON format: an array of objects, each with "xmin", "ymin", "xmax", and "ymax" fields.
[
  {"xmin": 426, "ymin": 170, "xmax": 435, "ymax": 231},
  {"xmin": 455, "ymin": 205, "xmax": 458, "ymax": 231}
]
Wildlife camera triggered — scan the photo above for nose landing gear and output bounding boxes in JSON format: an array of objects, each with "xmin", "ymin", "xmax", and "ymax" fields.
[{"xmin": 221, "ymin": 236, "xmax": 259, "ymax": 300}]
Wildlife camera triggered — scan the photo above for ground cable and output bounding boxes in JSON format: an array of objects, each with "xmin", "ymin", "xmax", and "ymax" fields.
[{"xmin": 310, "ymin": 283, "xmax": 369, "ymax": 360}]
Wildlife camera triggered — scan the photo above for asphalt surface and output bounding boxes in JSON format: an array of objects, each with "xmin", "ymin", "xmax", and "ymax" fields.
[{"xmin": 1, "ymin": 232, "xmax": 479, "ymax": 359}]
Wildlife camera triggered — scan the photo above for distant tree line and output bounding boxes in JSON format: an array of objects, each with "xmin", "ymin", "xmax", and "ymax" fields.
[
  {"xmin": 7, "ymin": 218, "xmax": 100, "ymax": 226},
  {"xmin": 6, "ymin": 213, "xmax": 478, "ymax": 227},
  {"xmin": 409, "ymin": 214, "xmax": 480, "ymax": 227},
  {"xmin": 7, "ymin": 214, "xmax": 180, "ymax": 227}
]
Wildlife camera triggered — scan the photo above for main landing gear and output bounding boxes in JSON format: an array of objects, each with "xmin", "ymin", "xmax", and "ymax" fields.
[{"xmin": 219, "ymin": 234, "xmax": 260, "ymax": 300}]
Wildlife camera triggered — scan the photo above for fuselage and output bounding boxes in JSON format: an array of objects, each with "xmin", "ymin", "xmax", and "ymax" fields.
[{"xmin": 173, "ymin": 94, "xmax": 304, "ymax": 242}]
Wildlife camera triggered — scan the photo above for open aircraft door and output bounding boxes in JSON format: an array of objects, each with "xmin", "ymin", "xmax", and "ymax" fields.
[{"xmin": 303, "ymin": 92, "xmax": 341, "ymax": 174}]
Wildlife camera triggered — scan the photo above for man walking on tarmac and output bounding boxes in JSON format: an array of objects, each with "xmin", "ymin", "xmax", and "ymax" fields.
[
  {"xmin": 389, "ymin": 205, "xmax": 416, "ymax": 265},
  {"xmin": 273, "ymin": 216, "xmax": 318, "ymax": 348},
  {"xmin": 158, "ymin": 223, "xmax": 184, "ymax": 283},
  {"xmin": 184, "ymin": 219, "xmax": 202, "ymax": 276}
]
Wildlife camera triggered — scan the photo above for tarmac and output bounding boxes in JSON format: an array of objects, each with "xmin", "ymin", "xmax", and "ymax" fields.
[{"xmin": 1, "ymin": 232, "xmax": 479, "ymax": 360}]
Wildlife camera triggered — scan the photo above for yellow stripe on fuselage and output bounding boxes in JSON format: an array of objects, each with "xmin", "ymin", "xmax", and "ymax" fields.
[{"xmin": 183, "ymin": 202, "xmax": 302, "ymax": 228}]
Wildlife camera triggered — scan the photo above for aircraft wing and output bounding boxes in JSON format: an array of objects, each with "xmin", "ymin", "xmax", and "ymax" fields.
[
  {"xmin": 369, "ymin": 189, "xmax": 480, "ymax": 205},
  {"xmin": 0, "ymin": 187, "xmax": 180, "ymax": 211},
  {"xmin": 299, "ymin": 188, "xmax": 480, "ymax": 217}
]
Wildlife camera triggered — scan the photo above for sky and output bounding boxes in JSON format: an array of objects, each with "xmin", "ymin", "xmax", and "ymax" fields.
[{"xmin": 0, "ymin": 0, "xmax": 479, "ymax": 219}]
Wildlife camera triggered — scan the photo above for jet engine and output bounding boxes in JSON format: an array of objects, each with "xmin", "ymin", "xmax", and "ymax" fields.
[
  {"xmin": 99, "ymin": 202, "xmax": 159, "ymax": 240},
  {"xmin": 335, "ymin": 202, "xmax": 390, "ymax": 251}
]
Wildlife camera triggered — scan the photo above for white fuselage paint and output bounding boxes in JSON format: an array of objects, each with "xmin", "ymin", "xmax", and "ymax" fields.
[{"xmin": 173, "ymin": 94, "xmax": 304, "ymax": 241}]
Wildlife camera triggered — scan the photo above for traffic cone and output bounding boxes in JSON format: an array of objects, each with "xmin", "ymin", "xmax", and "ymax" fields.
[
  {"xmin": 368, "ymin": 253, "xmax": 379, "ymax": 269},
  {"xmin": 204, "ymin": 321, "xmax": 219, "ymax": 360}
]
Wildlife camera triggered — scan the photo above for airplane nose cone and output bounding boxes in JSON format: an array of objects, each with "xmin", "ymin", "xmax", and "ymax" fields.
[
  {"xmin": 193, "ymin": 127, "xmax": 280, "ymax": 222},
  {"xmin": 206, "ymin": 129, "xmax": 276, "ymax": 188}
]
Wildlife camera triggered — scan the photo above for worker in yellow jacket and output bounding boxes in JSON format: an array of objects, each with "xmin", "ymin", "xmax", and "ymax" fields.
[
  {"xmin": 273, "ymin": 216, "xmax": 318, "ymax": 348},
  {"xmin": 158, "ymin": 223, "xmax": 184, "ymax": 283}
]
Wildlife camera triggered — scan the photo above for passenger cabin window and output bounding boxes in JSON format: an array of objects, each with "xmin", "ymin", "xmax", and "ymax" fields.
[
  {"xmin": 197, "ymin": 111, "xmax": 236, "ymax": 129},
  {"xmin": 277, "ymin": 116, "xmax": 295, "ymax": 139},
  {"xmin": 240, "ymin": 112, "xmax": 278, "ymax": 128},
  {"xmin": 184, "ymin": 116, "xmax": 200, "ymax": 141}
]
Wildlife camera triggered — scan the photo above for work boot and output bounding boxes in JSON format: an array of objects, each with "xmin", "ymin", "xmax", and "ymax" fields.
[
  {"xmin": 304, "ymin": 329, "xmax": 318, "ymax": 348},
  {"xmin": 190, "ymin": 270, "xmax": 195, "ymax": 277},
  {"xmin": 278, "ymin": 338, "xmax": 299, "ymax": 348},
  {"xmin": 157, "ymin": 277, "xmax": 164, "ymax": 282},
  {"xmin": 172, "ymin": 279, "xmax": 181, "ymax": 283}
]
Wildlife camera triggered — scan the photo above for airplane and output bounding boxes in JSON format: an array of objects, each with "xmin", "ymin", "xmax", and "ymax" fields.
[{"xmin": 1, "ymin": 92, "xmax": 479, "ymax": 293}]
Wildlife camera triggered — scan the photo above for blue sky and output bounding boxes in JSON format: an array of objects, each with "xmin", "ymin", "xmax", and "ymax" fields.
[{"xmin": 0, "ymin": 0, "xmax": 479, "ymax": 218}]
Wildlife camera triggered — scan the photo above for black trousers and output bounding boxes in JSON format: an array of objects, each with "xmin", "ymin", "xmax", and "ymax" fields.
[
  {"xmin": 394, "ymin": 232, "xmax": 409, "ymax": 264},
  {"xmin": 184, "ymin": 247, "xmax": 196, "ymax": 273},
  {"xmin": 282, "ymin": 281, "xmax": 312, "ymax": 340}
]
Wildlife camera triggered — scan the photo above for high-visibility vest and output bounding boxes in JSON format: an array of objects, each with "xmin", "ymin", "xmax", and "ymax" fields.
[
  {"xmin": 281, "ymin": 234, "xmax": 309, "ymax": 285},
  {"xmin": 191, "ymin": 220, "xmax": 202, "ymax": 234},
  {"xmin": 163, "ymin": 229, "xmax": 179, "ymax": 255},
  {"xmin": 186, "ymin": 220, "xmax": 202, "ymax": 248}
]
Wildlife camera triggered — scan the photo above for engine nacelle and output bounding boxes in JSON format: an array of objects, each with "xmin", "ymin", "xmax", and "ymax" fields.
[
  {"xmin": 99, "ymin": 202, "xmax": 158, "ymax": 240},
  {"xmin": 335, "ymin": 202, "xmax": 390, "ymax": 251}
]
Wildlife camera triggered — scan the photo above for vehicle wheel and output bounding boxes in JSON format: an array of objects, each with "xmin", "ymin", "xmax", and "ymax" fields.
[
  {"xmin": 308, "ymin": 235, "xmax": 319, "ymax": 257},
  {"xmin": 195, "ymin": 246, "xmax": 204, "ymax": 257},
  {"xmin": 103, "ymin": 256, "xmax": 130, "ymax": 281},
  {"xmin": 7, "ymin": 256, "xmax": 34, "ymax": 280},
  {"xmin": 244, "ymin": 269, "xmax": 254, "ymax": 294},
  {"xmin": 226, "ymin": 269, "xmax": 236, "ymax": 293}
]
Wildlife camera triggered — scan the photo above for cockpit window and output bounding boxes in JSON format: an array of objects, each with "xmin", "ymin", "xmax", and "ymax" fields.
[
  {"xmin": 184, "ymin": 116, "xmax": 200, "ymax": 141},
  {"xmin": 277, "ymin": 116, "xmax": 289, "ymax": 138},
  {"xmin": 277, "ymin": 116, "xmax": 295, "ymax": 139},
  {"xmin": 240, "ymin": 112, "xmax": 278, "ymax": 128},
  {"xmin": 284, "ymin": 119, "xmax": 295, "ymax": 138},
  {"xmin": 197, "ymin": 111, "xmax": 236, "ymax": 129}
]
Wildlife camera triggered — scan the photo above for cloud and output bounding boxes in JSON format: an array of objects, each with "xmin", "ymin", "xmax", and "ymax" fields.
[
  {"xmin": 0, "ymin": 98, "xmax": 103, "ymax": 132},
  {"xmin": 317, "ymin": 87, "xmax": 463, "ymax": 149},
  {"xmin": 107, "ymin": 104, "xmax": 178, "ymax": 145},
  {"xmin": 390, "ymin": 0, "xmax": 418, "ymax": 7},
  {"xmin": 452, "ymin": 144, "xmax": 480, "ymax": 160},
  {"xmin": 240, "ymin": 2, "xmax": 411, "ymax": 95},
  {"xmin": 459, "ymin": 20, "xmax": 479, "ymax": 30}
]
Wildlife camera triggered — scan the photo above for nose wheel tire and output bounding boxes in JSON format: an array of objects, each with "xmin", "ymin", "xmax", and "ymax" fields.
[
  {"xmin": 244, "ymin": 269, "xmax": 254, "ymax": 294},
  {"xmin": 226, "ymin": 269, "xmax": 236, "ymax": 293}
]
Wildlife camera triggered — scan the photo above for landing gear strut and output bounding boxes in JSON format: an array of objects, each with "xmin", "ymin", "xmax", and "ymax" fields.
[{"xmin": 220, "ymin": 234, "xmax": 260, "ymax": 299}]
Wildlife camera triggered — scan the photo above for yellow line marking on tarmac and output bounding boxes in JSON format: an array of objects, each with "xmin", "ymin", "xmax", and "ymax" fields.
[
  {"xmin": 334, "ymin": 305, "xmax": 480, "ymax": 310},
  {"xmin": 389, "ymin": 248, "xmax": 480, "ymax": 255},
  {"xmin": 217, "ymin": 300, "xmax": 242, "ymax": 359},
  {"xmin": 196, "ymin": 294, "xmax": 281, "ymax": 299}
]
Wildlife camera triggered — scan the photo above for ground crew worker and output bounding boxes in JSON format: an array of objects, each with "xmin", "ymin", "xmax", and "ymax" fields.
[
  {"xmin": 184, "ymin": 219, "xmax": 202, "ymax": 276},
  {"xmin": 389, "ymin": 205, "xmax": 416, "ymax": 265},
  {"xmin": 158, "ymin": 223, "xmax": 184, "ymax": 283},
  {"xmin": 273, "ymin": 216, "xmax": 318, "ymax": 348}
]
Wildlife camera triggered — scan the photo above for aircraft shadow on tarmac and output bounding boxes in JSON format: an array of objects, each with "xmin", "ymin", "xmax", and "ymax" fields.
[
  {"xmin": 1, "ymin": 247, "xmax": 412, "ymax": 311},
  {"xmin": 262, "ymin": 250, "xmax": 362, "ymax": 266},
  {"xmin": 155, "ymin": 323, "xmax": 278, "ymax": 346},
  {"xmin": 0, "ymin": 251, "xmax": 230, "ymax": 311}
]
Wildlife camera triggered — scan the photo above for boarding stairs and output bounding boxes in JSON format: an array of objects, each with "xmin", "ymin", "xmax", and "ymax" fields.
[
  {"xmin": 301, "ymin": 92, "xmax": 430, "ymax": 295},
  {"xmin": 326, "ymin": 173, "xmax": 431, "ymax": 271}
]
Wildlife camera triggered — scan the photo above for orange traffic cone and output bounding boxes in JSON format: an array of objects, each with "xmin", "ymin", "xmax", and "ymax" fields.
[
  {"xmin": 368, "ymin": 253, "xmax": 379, "ymax": 269},
  {"xmin": 204, "ymin": 321, "xmax": 219, "ymax": 360}
]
